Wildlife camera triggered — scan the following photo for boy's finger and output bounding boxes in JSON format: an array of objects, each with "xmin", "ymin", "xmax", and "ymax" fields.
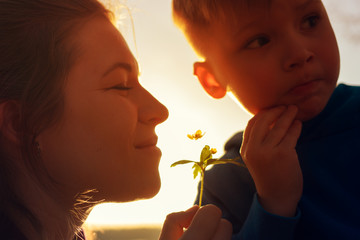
[
  {"xmin": 159, "ymin": 205, "xmax": 199, "ymax": 240},
  {"xmin": 241, "ymin": 116, "xmax": 256, "ymax": 152},
  {"xmin": 248, "ymin": 106, "xmax": 286, "ymax": 144},
  {"xmin": 281, "ymin": 120, "xmax": 302, "ymax": 148},
  {"xmin": 211, "ymin": 218, "xmax": 233, "ymax": 240},
  {"xmin": 264, "ymin": 105, "xmax": 298, "ymax": 146}
]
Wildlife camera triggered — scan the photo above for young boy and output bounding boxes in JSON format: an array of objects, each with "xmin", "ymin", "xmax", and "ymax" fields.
[{"xmin": 172, "ymin": 0, "xmax": 360, "ymax": 239}]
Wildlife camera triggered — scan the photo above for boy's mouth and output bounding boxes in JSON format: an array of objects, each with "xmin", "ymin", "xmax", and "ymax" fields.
[{"xmin": 290, "ymin": 79, "xmax": 320, "ymax": 96}]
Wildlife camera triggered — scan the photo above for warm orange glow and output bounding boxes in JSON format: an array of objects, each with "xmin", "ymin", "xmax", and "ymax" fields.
[{"xmin": 86, "ymin": 0, "xmax": 360, "ymax": 227}]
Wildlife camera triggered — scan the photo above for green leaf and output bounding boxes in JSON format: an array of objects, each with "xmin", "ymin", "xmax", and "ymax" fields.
[
  {"xmin": 192, "ymin": 163, "xmax": 202, "ymax": 179},
  {"xmin": 209, "ymin": 159, "xmax": 247, "ymax": 168},
  {"xmin": 171, "ymin": 160, "xmax": 196, "ymax": 167},
  {"xmin": 205, "ymin": 158, "xmax": 218, "ymax": 165},
  {"xmin": 200, "ymin": 145, "xmax": 212, "ymax": 164}
]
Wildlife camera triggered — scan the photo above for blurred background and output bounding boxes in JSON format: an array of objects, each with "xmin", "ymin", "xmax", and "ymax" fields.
[{"xmin": 85, "ymin": 0, "xmax": 360, "ymax": 239}]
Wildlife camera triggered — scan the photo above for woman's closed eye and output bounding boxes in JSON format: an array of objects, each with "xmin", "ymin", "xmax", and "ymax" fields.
[
  {"xmin": 111, "ymin": 85, "xmax": 132, "ymax": 90},
  {"xmin": 104, "ymin": 84, "xmax": 132, "ymax": 97},
  {"xmin": 245, "ymin": 35, "xmax": 270, "ymax": 49}
]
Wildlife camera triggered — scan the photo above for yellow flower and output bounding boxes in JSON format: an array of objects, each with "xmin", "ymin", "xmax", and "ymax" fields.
[
  {"xmin": 210, "ymin": 148, "xmax": 217, "ymax": 154},
  {"xmin": 187, "ymin": 130, "xmax": 205, "ymax": 140}
]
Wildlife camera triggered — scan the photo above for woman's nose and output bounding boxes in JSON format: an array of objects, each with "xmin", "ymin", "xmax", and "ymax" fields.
[{"xmin": 138, "ymin": 88, "xmax": 169, "ymax": 125}]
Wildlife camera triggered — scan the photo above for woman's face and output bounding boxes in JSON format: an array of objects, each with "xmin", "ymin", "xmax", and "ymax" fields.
[{"xmin": 38, "ymin": 17, "xmax": 168, "ymax": 202}]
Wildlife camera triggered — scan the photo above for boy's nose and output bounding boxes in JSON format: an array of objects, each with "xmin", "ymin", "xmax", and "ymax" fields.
[
  {"xmin": 139, "ymin": 88, "xmax": 169, "ymax": 125},
  {"xmin": 283, "ymin": 39, "xmax": 314, "ymax": 72}
]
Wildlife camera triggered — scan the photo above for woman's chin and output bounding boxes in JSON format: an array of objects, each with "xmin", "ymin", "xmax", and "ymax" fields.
[
  {"xmin": 100, "ymin": 176, "xmax": 161, "ymax": 203},
  {"xmin": 140, "ymin": 177, "xmax": 161, "ymax": 199}
]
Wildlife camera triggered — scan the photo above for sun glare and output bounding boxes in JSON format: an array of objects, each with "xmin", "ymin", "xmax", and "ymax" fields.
[{"xmin": 86, "ymin": 0, "xmax": 360, "ymax": 228}]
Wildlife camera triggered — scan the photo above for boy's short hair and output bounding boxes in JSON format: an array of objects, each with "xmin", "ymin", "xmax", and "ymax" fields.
[{"xmin": 172, "ymin": 0, "xmax": 271, "ymax": 57}]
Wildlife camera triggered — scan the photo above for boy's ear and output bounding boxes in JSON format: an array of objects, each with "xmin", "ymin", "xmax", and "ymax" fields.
[
  {"xmin": 0, "ymin": 101, "xmax": 21, "ymax": 144},
  {"xmin": 193, "ymin": 62, "xmax": 227, "ymax": 99}
]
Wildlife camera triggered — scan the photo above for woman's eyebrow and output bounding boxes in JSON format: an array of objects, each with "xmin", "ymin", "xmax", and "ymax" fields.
[{"xmin": 102, "ymin": 62, "xmax": 133, "ymax": 77}]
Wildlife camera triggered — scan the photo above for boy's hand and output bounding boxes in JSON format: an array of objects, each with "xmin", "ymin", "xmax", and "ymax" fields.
[
  {"xmin": 240, "ymin": 105, "xmax": 303, "ymax": 217},
  {"xmin": 159, "ymin": 204, "xmax": 232, "ymax": 240}
]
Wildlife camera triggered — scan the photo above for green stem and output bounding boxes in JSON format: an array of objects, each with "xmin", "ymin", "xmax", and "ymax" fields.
[{"xmin": 199, "ymin": 170, "xmax": 205, "ymax": 208}]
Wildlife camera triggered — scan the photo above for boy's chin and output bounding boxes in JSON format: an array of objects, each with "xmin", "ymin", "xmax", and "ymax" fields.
[{"xmin": 296, "ymin": 107, "xmax": 325, "ymax": 122}]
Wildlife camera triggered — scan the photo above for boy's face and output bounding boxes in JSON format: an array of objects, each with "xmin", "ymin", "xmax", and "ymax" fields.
[{"xmin": 199, "ymin": 0, "xmax": 339, "ymax": 121}]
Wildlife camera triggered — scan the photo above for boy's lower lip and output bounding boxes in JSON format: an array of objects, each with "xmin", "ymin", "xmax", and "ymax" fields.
[{"xmin": 290, "ymin": 79, "xmax": 320, "ymax": 95}]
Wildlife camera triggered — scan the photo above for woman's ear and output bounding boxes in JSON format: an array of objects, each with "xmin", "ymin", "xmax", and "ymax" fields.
[
  {"xmin": 0, "ymin": 101, "xmax": 21, "ymax": 144},
  {"xmin": 193, "ymin": 62, "xmax": 227, "ymax": 99}
]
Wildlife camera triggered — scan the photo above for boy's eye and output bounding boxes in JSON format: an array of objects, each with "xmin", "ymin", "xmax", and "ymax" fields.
[
  {"xmin": 245, "ymin": 36, "xmax": 270, "ymax": 49},
  {"xmin": 302, "ymin": 14, "xmax": 320, "ymax": 29}
]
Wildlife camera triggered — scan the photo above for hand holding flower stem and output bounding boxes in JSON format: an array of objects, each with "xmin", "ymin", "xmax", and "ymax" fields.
[{"xmin": 171, "ymin": 130, "xmax": 245, "ymax": 207}]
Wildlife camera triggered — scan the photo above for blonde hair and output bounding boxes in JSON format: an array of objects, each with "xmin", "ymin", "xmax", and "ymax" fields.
[{"xmin": 172, "ymin": 0, "xmax": 271, "ymax": 57}]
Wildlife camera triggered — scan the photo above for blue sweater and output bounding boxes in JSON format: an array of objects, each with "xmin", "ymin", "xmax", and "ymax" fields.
[{"xmin": 195, "ymin": 84, "xmax": 360, "ymax": 239}]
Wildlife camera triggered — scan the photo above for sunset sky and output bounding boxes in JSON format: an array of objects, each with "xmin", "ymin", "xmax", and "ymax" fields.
[{"xmin": 86, "ymin": 0, "xmax": 360, "ymax": 227}]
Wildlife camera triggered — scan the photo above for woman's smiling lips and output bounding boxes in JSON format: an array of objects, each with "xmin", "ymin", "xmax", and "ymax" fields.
[
  {"xmin": 135, "ymin": 136, "xmax": 161, "ymax": 158},
  {"xmin": 135, "ymin": 136, "xmax": 159, "ymax": 150}
]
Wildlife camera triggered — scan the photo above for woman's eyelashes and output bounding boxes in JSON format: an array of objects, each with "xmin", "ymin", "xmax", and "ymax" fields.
[
  {"xmin": 111, "ymin": 85, "xmax": 132, "ymax": 90},
  {"xmin": 103, "ymin": 83, "xmax": 132, "ymax": 94}
]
